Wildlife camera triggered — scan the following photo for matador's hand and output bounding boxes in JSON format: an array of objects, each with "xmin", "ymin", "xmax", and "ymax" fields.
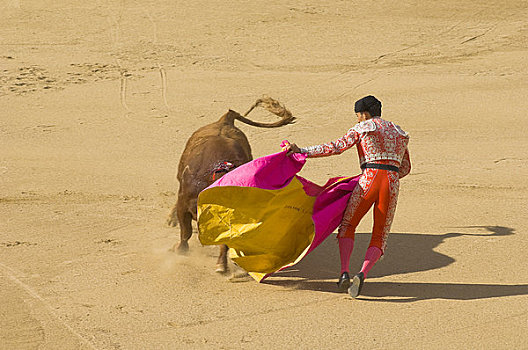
[{"xmin": 285, "ymin": 143, "xmax": 301, "ymax": 156}]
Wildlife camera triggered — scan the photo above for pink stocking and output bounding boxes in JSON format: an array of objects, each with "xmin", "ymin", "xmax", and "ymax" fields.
[
  {"xmin": 360, "ymin": 246, "xmax": 382, "ymax": 278},
  {"xmin": 338, "ymin": 238, "xmax": 354, "ymax": 274}
]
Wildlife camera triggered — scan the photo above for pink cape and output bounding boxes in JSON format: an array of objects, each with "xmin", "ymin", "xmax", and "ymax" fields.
[{"xmin": 198, "ymin": 144, "xmax": 360, "ymax": 281}]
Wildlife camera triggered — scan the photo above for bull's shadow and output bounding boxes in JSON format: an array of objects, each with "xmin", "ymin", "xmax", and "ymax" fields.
[{"xmin": 265, "ymin": 226, "xmax": 528, "ymax": 302}]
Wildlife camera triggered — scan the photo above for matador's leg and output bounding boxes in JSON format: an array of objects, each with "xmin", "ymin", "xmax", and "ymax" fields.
[
  {"xmin": 360, "ymin": 172, "xmax": 399, "ymax": 277},
  {"xmin": 336, "ymin": 174, "xmax": 377, "ymax": 292}
]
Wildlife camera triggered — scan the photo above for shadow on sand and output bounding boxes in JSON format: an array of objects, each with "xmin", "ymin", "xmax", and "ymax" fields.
[{"xmin": 264, "ymin": 226, "xmax": 528, "ymax": 302}]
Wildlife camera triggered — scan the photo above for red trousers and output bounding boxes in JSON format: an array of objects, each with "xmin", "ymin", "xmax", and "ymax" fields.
[{"xmin": 338, "ymin": 165, "xmax": 400, "ymax": 252}]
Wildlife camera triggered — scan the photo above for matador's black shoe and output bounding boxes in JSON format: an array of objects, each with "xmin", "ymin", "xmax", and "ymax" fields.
[
  {"xmin": 348, "ymin": 272, "xmax": 365, "ymax": 298},
  {"xmin": 337, "ymin": 272, "xmax": 351, "ymax": 292}
]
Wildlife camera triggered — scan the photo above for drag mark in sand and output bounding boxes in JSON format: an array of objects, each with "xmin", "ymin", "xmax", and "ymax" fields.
[
  {"xmin": 460, "ymin": 25, "xmax": 497, "ymax": 44},
  {"xmin": 116, "ymin": 60, "xmax": 169, "ymax": 119},
  {"xmin": 118, "ymin": 63, "xmax": 132, "ymax": 114},
  {"xmin": 137, "ymin": 1, "xmax": 171, "ymax": 113},
  {"xmin": 0, "ymin": 262, "xmax": 100, "ymax": 350},
  {"xmin": 107, "ymin": 0, "xmax": 171, "ymax": 118},
  {"xmin": 493, "ymin": 157, "xmax": 525, "ymax": 164},
  {"xmin": 106, "ymin": 1, "xmax": 135, "ymax": 118},
  {"xmin": 372, "ymin": 8, "xmax": 499, "ymax": 63},
  {"xmin": 158, "ymin": 63, "xmax": 170, "ymax": 112},
  {"xmin": 169, "ymin": 294, "xmax": 343, "ymax": 329}
]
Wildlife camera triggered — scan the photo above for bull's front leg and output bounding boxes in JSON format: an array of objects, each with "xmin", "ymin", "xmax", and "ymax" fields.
[
  {"xmin": 169, "ymin": 200, "xmax": 193, "ymax": 253},
  {"xmin": 215, "ymin": 244, "xmax": 229, "ymax": 273}
]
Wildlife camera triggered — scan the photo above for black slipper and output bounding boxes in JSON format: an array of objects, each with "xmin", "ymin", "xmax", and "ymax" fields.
[
  {"xmin": 348, "ymin": 272, "xmax": 365, "ymax": 298},
  {"xmin": 337, "ymin": 272, "xmax": 351, "ymax": 292}
]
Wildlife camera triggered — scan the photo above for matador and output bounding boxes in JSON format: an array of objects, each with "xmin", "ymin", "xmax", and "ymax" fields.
[{"xmin": 286, "ymin": 95, "xmax": 411, "ymax": 298}]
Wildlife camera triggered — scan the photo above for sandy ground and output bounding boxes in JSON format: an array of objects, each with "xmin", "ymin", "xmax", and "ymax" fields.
[{"xmin": 1, "ymin": 0, "xmax": 528, "ymax": 349}]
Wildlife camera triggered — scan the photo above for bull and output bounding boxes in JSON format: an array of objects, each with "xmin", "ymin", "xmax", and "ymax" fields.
[{"xmin": 167, "ymin": 98, "xmax": 295, "ymax": 273}]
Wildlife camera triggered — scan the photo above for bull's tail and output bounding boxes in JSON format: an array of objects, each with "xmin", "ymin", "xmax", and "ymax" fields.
[{"xmin": 235, "ymin": 97, "xmax": 296, "ymax": 128}]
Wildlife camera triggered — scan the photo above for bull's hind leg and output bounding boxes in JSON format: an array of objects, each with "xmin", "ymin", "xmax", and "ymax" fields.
[
  {"xmin": 215, "ymin": 244, "xmax": 229, "ymax": 274},
  {"xmin": 170, "ymin": 202, "xmax": 193, "ymax": 254},
  {"xmin": 166, "ymin": 203, "xmax": 179, "ymax": 227}
]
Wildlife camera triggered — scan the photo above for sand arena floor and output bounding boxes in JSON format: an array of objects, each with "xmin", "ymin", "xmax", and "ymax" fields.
[{"xmin": 1, "ymin": 1, "xmax": 527, "ymax": 348}]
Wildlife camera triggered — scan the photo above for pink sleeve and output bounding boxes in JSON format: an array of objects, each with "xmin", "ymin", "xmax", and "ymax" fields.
[
  {"xmin": 301, "ymin": 129, "xmax": 360, "ymax": 158},
  {"xmin": 399, "ymin": 148, "xmax": 411, "ymax": 178}
]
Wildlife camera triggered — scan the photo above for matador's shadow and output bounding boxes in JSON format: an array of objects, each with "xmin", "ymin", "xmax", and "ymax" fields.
[{"xmin": 265, "ymin": 226, "xmax": 528, "ymax": 302}]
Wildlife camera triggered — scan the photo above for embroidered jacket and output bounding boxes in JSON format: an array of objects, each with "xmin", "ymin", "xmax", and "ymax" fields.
[{"xmin": 300, "ymin": 117, "xmax": 411, "ymax": 178}]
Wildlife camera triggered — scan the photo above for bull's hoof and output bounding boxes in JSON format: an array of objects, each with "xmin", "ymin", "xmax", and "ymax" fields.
[
  {"xmin": 215, "ymin": 263, "xmax": 229, "ymax": 274},
  {"xmin": 170, "ymin": 242, "xmax": 189, "ymax": 254},
  {"xmin": 228, "ymin": 267, "xmax": 251, "ymax": 282},
  {"xmin": 166, "ymin": 217, "xmax": 178, "ymax": 227},
  {"xmin": 228, "ymin": 271, "xmax": 251, "ymax": 283}
]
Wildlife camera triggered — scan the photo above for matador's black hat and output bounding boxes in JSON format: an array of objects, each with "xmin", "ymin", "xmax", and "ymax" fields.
[{"xmin": 354, "ymin": 95, "xmax": 382, "ymax": 116}]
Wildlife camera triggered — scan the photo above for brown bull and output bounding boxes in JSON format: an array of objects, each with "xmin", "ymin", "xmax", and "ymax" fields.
[{"xmin": 167, "ymin": 98, "xmax": 295, "ymax": 273}]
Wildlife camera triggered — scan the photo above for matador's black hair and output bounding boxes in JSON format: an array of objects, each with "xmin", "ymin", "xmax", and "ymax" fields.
[{"xmin": 354, "ymin": 95, "xmax": 382, "ymax": 116}]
